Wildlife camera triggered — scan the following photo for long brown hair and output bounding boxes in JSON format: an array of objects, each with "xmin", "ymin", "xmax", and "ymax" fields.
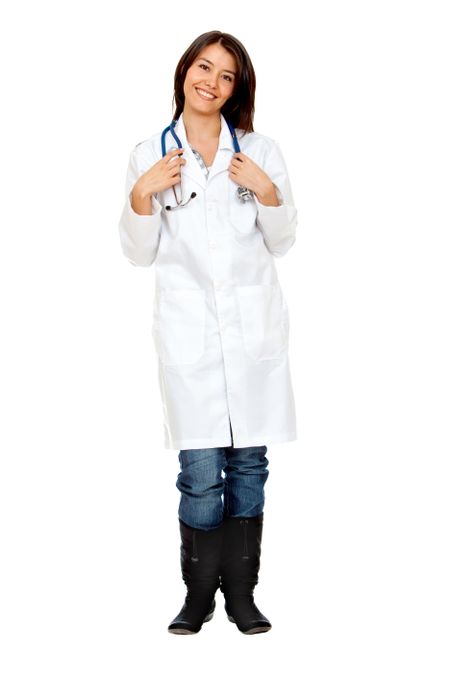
[{"xmin": 172, "ymin": 31, "xmax": 256, "ymax": 135}]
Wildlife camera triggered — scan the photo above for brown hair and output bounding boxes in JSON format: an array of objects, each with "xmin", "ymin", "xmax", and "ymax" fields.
[{"xmin": 172, "ymin": 31, "xmax": 256, "ymax": 135}]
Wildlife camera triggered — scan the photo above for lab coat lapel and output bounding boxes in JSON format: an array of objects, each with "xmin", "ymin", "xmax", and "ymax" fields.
[{"xmin": 169, "ymin": 112, "xmax": 235, "ymax": 190}]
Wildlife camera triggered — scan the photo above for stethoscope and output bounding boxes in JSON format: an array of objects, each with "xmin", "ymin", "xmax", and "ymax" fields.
[{"xmin": 161, "ymin": 117, "xmax": 253, "ymax": 210}]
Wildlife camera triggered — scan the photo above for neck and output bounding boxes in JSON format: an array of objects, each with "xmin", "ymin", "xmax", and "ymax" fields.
[{"xmin": 181, "ymin": 105, "xmax": 222, "ymax": 144}]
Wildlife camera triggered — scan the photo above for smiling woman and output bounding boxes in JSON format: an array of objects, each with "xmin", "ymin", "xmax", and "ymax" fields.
[
  {"xmin": 180, "ymin": 42, "xmax": 239, "ymax": 155},
  {"xmin": 118, "ymin": 29, "xmax": 298, "ymax": 637},
  {"xmin": 170, "ymin": 40, "xmax": 248, "ymax": 171},
  {"xmin": 171, "ymin": 33, "xmax": 255, "ymax": 137}
]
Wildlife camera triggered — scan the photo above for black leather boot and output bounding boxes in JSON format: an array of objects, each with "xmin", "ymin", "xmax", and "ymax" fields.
[
  {"xmin": 219, "ymin": 513, "xmax": 272, "ymax": 634},
  {"xmin": 168, "ymin": 518, "xmax": 224, "ymax": 634}
]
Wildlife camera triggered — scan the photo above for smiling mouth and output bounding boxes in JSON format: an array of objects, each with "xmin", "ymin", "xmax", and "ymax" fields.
[{"xmin": 195, "ymin": 87, "xmax": 217, "ymax": 101}]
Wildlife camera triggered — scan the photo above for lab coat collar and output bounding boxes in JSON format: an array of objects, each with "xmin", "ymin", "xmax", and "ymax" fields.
[{"xmin": 169, "ymin": 111, "xmax": 235, "ymax": 189}]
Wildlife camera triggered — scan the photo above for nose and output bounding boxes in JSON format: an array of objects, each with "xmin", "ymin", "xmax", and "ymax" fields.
[{"xmin": 205, "ymin": 74, "xmax": 218, "ymax": 89}]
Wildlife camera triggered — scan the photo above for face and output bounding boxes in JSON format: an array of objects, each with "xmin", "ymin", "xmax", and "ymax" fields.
[{"xmin": 183, "ymin": 42, "xmax": 237, "ymax": 114}]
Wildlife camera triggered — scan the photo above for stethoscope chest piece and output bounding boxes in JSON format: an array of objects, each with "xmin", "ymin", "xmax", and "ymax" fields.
[{"xmin": 237, "ymin": 185, "xmax": 254, "ymax": 202}]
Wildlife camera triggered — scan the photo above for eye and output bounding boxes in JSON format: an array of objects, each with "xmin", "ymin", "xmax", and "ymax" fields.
[{"xmin": 198, "ymin": 63, "xmax": 234, "ymax": 82}]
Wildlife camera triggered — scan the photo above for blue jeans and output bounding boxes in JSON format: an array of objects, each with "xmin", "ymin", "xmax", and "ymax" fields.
[{"xmin": 176, "ymin": 445, "xmax": 269, "ymax": 531}]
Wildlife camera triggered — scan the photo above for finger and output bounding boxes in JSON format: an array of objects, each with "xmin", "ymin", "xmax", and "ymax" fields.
[
  {"xmin": 166, "ymin": 148, "xmax": 185, "ymax": 162},
  {"xmin": 168, "ymin": 162, "xmax": 182, "ymax": 175},
  {"xmin": 169, "ymin": 160, "xmax": 184, "ymax": 175}
]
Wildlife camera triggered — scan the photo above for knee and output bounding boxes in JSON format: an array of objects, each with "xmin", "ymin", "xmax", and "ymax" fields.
[{"xmin": 176, "ymin": 468, "xmax": 224, "ymax": 496}]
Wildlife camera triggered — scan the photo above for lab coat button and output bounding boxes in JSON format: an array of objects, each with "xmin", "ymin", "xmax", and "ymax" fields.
[{"xmin": 208, "ymin": 240, "xmax": 217, "ymax": 249}]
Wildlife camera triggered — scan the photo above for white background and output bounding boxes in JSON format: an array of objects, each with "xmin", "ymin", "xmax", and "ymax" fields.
[{"xmin": 1, "ymin": 0, "xmax": 449, "ymax": 673}]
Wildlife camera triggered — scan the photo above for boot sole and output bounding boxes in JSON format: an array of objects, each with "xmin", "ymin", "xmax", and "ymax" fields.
[
  {"xmin": 226, "ymin": 615, "xmax": 272, "ymax": 634},
  {"xmin": 168, "ymin": 608, "xmax": 215, "ymax": 634}
]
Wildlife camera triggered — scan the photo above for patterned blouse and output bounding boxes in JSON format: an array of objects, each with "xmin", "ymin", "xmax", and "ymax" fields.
[{"xmin": 189, "ymin": 144, "xmax": 212, "ymax": 177}]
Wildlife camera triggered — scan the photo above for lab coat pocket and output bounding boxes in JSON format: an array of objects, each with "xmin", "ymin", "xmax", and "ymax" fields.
[
  {"xmin": 236, "ymin": 283, "xmax": 289, "ymax": 361},
  {"xmin": 152, "ymin": 288, "xmax": 206, "ymax": 366}
]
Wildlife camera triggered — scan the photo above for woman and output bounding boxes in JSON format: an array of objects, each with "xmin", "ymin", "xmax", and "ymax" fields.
[{"xmin": 118, "ymin": 31, "xmax": 298, "ymax": 635}]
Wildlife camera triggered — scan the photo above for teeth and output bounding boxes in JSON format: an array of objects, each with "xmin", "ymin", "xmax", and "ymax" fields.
[{"xmin": 196, "ymin": 88, "xmax": 215, "ymax": 99}]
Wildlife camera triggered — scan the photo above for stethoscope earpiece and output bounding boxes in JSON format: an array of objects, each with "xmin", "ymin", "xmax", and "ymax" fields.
[{"xmin": 165, "ymin": 192, "xmax": 197, "ymax": 210}]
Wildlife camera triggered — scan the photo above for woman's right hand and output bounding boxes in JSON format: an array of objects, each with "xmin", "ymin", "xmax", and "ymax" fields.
[{"xmin": 132, "ymin": 148, "xmax": 186, "ymax": 199}]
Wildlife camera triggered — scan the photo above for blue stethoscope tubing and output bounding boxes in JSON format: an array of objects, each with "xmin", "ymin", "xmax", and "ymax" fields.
[
  {"xmin": 161, "ymin": 117, "xmax": 241, "ymax": 156},
  {"xmin": 160, "ymin": 117, "xmax": 252, "ymax": 206}
]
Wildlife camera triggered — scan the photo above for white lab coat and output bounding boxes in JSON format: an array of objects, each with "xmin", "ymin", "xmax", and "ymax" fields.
[{"xmin": 118, "ymin": 111, "xmax": 298, "ymax": 450}]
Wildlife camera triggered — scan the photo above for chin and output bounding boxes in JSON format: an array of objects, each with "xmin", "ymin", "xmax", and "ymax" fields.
[{"xmin": 192, "ymin": 102, "xmax": 220, "ymax": 114}]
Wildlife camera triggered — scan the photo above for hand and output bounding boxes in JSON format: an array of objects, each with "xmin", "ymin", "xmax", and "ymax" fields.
[
  {"xmin": 228, "ymin": 152, "xmax": 274, "ymax": 200},
  {"xmin": 133, "ymin": 148, "xmax": 187, "ymax": 199}
]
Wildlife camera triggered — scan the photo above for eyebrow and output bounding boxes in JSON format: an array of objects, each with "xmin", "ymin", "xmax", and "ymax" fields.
[{"xmin": 197, "ymin": 57, "xmax": 236, "ymax": 76}]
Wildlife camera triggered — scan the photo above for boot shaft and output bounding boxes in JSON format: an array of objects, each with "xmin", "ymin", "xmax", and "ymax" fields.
[
  {"xmin": 219, "ymin": 514, "xmax": 264, "ymax": 594},
  {"xmin": 179, "ymin": 518, "xmax": 224, "ymax": 592}
]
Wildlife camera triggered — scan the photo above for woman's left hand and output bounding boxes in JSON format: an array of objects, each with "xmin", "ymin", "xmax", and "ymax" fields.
[{"xmin": 228, "ymin": 152, "xmax": 276, "ymax": 202}]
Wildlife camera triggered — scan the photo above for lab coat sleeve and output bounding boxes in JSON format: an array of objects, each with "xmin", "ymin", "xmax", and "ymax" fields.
[
  {"xmin": 254, "ymin": 140, "xmax": 298, "ymax": 257},
  {"xmin": 118, "ymin": 146, "xmax": 163, "ymax": 267}
]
